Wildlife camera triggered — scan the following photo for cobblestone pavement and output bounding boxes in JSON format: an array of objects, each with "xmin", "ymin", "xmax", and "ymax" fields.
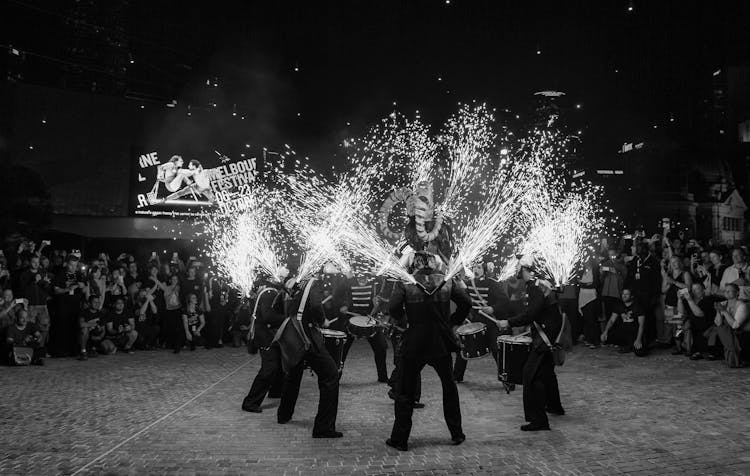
[{"xmin": 1, "ymin": 341, "xmax": 749, "ymax": 476}]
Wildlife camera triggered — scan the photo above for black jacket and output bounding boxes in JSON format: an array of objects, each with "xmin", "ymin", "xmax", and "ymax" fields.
[
  {"xmin": 252, "ymin": 287, "xmax": 286, "ymax": 348},
  {"xmin": 286, "ymin": 280, "xmax": 327, "ymax": 352},
  {"xmin": 389, "ymin": 268, "xmax": 471, "ymax": 360},
  {"xmin": 508, "ymin": 281, "xmax": 562, "ymax": 353}
]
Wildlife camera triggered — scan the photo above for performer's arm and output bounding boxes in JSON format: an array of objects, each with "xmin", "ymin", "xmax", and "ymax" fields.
[
  {"xmin": 449, "ymin": 282, "xmax": 472, "ymax": 327},
  {"xmin": 488, "ymin": 280, "xmax": 510, "ymax": 318},
  {"xmin": 388, "ymin": 283, "xmax": 406, "ymax": 321},
  {"xmin": 507, "ymin": 285, "xmax": 544, "ymax": 327}
]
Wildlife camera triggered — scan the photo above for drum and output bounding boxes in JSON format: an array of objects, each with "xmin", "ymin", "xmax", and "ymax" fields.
[
  {"xmin": 320, "ymin": 329, "xmax": 347, "ymax": 372},
  {"xmin": 456, "ymin": 322, "xmax": 490, "ymax": 359},
  {"xmin": 497, "ymin": 334, "xmax": 532, "ymax": 392},
  {"xmin": 347, "ymin": 315, "xmax": 377, "ymax": 339}
]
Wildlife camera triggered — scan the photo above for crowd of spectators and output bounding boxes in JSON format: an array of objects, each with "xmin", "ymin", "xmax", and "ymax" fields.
[
  {"xmin": 0, "ymin": 239, "xmax": 252, "ymax": 365},
  {"xmin": 559, "ymin": 230, "xmax": 750, "ymax": 367},
  {"xmin": 1, "ymin": 227, "xmax": 749, "ymax": 369}
]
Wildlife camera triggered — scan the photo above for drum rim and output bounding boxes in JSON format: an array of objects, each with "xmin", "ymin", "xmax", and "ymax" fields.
[
  {"xmin": 497, "ymin": 335, "xmax": 532, "ymax": 343},
  {"xmin": 457, "ymin": 322, "xmax": 486, "ymax": 335},
  {"xmin": 348, "ymin": 315, "xmax": 376, "ymax": 327},
  {"xmin": 321, "ymin": 329, "xmax": 347, "ymax": 337}
]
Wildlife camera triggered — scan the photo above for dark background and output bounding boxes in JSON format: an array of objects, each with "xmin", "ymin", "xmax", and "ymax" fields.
[{"xmin": 1, "ymin": 0, "xmax": 750, "ymax": 229}]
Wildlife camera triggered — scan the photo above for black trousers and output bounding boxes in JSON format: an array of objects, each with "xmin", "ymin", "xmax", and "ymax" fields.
[
  {"xmin": 390, "ymin": 354, "xmax": 463, "ymax": 445},
  {"xmin": 277, "ymin": 346, "xmax": 340, "ymax": 435},
  {"xmin": 243, "ymin": 345, "xmax": 284, "ymax": 408},
  {"xmin": 581, "ymin": 300, "xmax": 601, "ymax": 345},
  {"xmin": 389, "ymin": 334, "xmax": 421, "ymax": 402},
  {"xmin": 522, "ymin": 350, "xmax": 562, "ymax": 427},
  {"xmin": 603, "ymin": 323, "xmax": 648, "ymax": 357},
  {"xmin": 342, "ymin": 330, "xmax": 388, "ymax": 381}
]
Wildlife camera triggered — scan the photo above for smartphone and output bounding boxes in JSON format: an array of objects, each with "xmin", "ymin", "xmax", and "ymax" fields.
[
  {"xmin": 42, "ymin": 240, "xmax": 51, "ymax": 246},
  {"xmin": 14, "ymin": 298, "xmax": 25, "ymax": 304},
  {"xmin": 623, "ymin": 234, "xmax": 633, "ymax": 240},
  {"xmin": 151, "ymin": 251, "xmax": 157, "ymax": 257},
  {"xmin": 661, "ymin": 218, "xmax": 671, "ymax": 230}
]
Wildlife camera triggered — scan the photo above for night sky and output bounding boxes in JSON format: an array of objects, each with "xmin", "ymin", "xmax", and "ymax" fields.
[{"xmin": 5, "ymin": 0, "xmax": 750, "ymax": 160}]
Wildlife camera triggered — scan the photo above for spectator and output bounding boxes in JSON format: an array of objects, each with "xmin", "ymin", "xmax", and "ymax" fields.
[
  {"xmin": 599, "ymin": 247, "xmax": 628, "ymax": 323},
  {"xmin": 719, "ymin": 248, "xmax": 749, "ymax": 298},
  {"xmin": 51, "ymin": 254, "xmax": 86, "ymax": 357},
  {"xmin": 600, "ymin": 288, "xmax": 648, "ymax": 356},
  {"xmin": 4, "ymin": 308, "xmax": 44, "ymax": 365},
  {"xmin": 134, "ymin": 287, "xmax": 159, "ymax": 350},
  {"xmin": 703, "ymin": 249, "xmax": 726, "ymax": 295},
  {"xmin": 87, "ymin": 266, "xmax": 107, "ymax": 304},
  {"xmin": 106, "ymin": 268, "xmax": 127, "ymax": 309},
  {"xmin": 578, "ymin": 258, "xmax": 600, "ymax": 348},
  {"xmin": 626, "ymin": 242, "xmax": 661, "ymax": 345},
  {"xmin": 660, "ymin": 256, "xmax": 692, "ymax": 350},
  {"xmin": 78, "ymin": 295, "xmax": 108, "ymax": 359},
  {"xmin": 19, "ymin": 256, "xmax": 52, "ymax": 349},
  {"xmin": 232, "ymin": 297, "xmax": 253, "ymax": 348},
  {"xmin": 182, "ymin": 266, "xmax": 203, "ymax": 305},
  {"xmin": 103, "ymin": 297, "xmax": 138, "ymax": 353},
  {"xmin": 677, "ymin": 283, "xmax": 720, "ymax": 360},
  {"xmin": 0, "ymin": 288, "xmax": 16, "ymax": 330},
  {"xmin": 157, "ymin": 274, "xmax": 182, "ymax": 348},
  {"xmin": 714, "ymin": 283, "xmax": 750, "ymax": 367},
  {"xmin": 205, "ymin": 290, "xmax": 232, "ymax": 348},
  {"xmin": 174, "ymin": 292, "xmax": 205, "ymax": 353},
  {"xmin": 124, "ymin": 261, "xmax": 140, "ymax": 289}
]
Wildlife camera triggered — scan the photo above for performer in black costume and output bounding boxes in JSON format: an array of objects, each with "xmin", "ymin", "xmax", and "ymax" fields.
[
  {"xmin": 339, "ymin": 273, "xmax": 389, "ymax": 382},
  {"xmin": 386, "ymin": 251, "xmax": 471, "ymax": 451},
  {"xmin": 277, "ymin": 279, "xmax": 342, "ymax": 438},
  {"xmin": 499, "ymin": 266, "xmax": 565, "ymax": 431},
  {"xmin": 453, "ymin": 262, "xmax": 510, "ymax": 382},
  {"xmin": 241, "ymin": 282, "xmax": 286, "ymax": 412}
]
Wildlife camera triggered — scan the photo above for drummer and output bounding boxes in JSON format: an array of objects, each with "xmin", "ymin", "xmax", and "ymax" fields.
[
  {"xmin": 241, "ymin": 274, "xmax": 288, "ymax": 413},
  {"xmin": 453, "ymin": 261, "xmax": 511, "ymax": 383},
  {"xmin": 498, "ymin": 265, "xmax": 565, "ymax": 432},
  {"xmin": 340, "ymin": 271, "xmax": 389, "ymax": 383}
]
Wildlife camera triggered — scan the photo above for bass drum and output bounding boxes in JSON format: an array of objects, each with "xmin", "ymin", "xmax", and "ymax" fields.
[{"xmin": 456, "ymin": 322, "xmax": 490, "ymax": 359}]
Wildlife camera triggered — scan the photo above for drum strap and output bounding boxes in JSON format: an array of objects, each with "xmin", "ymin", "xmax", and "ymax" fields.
[
  {"xmin": 297, "ymin": 279, "xmax": 315, "ymax": 322},
  {"xmin": 249, "ymin": 287, "xmax": 275, "ymax": 341},
  {"xmin": 533, "ymin": 313, "xmax": 567, "ymax": 348}
]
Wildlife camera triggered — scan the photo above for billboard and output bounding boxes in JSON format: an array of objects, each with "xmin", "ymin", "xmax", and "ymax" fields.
[{"xmin": 129, "ymin": 149, "xmax": 258, "ymax": 217}]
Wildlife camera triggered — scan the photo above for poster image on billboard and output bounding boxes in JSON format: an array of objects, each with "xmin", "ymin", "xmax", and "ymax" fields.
[{"xmin": 130, "ymin": 149, "xmax": 257, "ymax": 218}]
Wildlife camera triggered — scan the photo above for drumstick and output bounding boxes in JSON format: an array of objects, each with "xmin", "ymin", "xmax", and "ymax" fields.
[
  {"xmin": 479, "ymin": 310, "xmax": 504, "ymax": 329},
  {"xmin": 322, "ymin": 296, "xmax": 333, "ymax": 304}
]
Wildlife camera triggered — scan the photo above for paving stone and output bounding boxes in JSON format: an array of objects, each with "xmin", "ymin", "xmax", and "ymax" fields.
[{"xmin": 0, "ymin": 344, "xmax": 747, "ymax": 475}]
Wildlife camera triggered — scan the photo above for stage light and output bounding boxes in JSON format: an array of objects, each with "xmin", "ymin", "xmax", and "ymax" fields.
[
  {"xmin": 536, "ymin": 49, "xmax": 541, "ymax": 55},
  {"xmin": 241, "ymin": 153, "xmax": 245, "ymax": 157},
  {"xmin": 140, "ymin": 105, "xmax": 145, "ymax": 109},
  {"xmin": 346, "ymin": 121, "xmax": 351, "ymax": 126},
  {"xmin": 28, "ymin": 145, "xmax": 34, "ymax": 150},
  {"xmin": 297, "ymin": 112, "xmax": 301, "ymax": 117},
  {"xmin": 129, "ymin": 54, "xmax": 134, "ymax": 64},
  {"xmin": 41, "ymin": 117, "xmax": 46, "ymax": 124},
  {"xmin": 241, "ymin": 116, "xmax": 245, "ymax": 120},
  {"xmin": 245, "ymin": 144, "xmax": 250, "ymax": 148},
  {"xmin": 627, "ymin": 0, "xmax": 634, "ymax": 12},
  {"xmin": 515, "ymin": 114, "xmax": 520, "ymax": 119},
  {"xmin": 438, "ymin": 76, "xmax": 442, "ymax": 81},
  {"xmin": 576, "ymin": 104, "xmax": 581, "ymax": 109},
  {"xmin": 187, "ymin": 105, "xmax": 192, "ymax": 116}
]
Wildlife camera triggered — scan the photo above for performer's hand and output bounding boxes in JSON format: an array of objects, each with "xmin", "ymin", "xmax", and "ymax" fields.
[
  {"xmin": 339, "ymin": 306, "xmax": 348, "ymax": 314},
  {"xmin": 600, "ymin": 332, "xmax": 607, "ymax": 343},
  {"xmin": 451, "ymin": 325, "xmax": 459, "ymax": 336},
  {"xmin": 498, "ymin": 320, "xmax": 509, "ymax": 329},
  {"xmin": 186, "ymin": 333, "xmax": 193, "ymax": 342},
  {"xmin": 634, "ymin": 339, "xmax": 642, "ymax": 350},
  {"xmin": 481, "ymin": 306, "xmax": 494, "ymax": 315}
]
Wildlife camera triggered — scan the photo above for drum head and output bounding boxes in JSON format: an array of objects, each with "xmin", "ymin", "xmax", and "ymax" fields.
[
  {"xmin": 321, "ymin": 329, "xmax": 347, "ymax": 338},
  {"xmin": 349, "ymin": 315, "xmax": 375, "ymax": 327},
  {"xmin": 457, "ymin": 322, "xmax": 486, "ymax": 335},
  {"xmin": 498, "ymin": 334, "xmax": 532, "ymax": 344}
]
